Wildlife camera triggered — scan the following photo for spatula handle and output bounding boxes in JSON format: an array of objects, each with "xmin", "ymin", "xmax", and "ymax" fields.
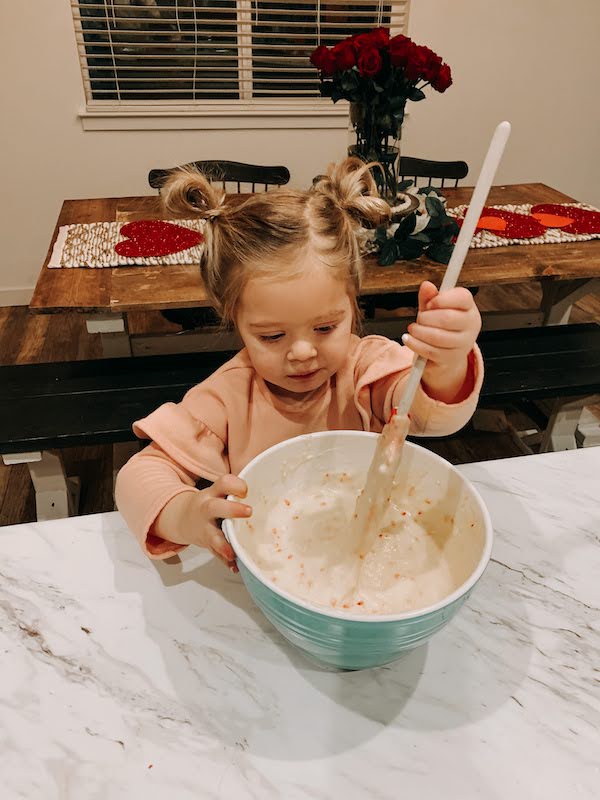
[{"xmin": 395, "ymin": 121, "xmax": 512, "ymax": 417}]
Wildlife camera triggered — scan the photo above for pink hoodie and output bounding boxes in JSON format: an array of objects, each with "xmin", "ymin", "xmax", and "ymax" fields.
[{"xmin": 115, "ymin": 335, "xmax": 483, "ymax": 559}]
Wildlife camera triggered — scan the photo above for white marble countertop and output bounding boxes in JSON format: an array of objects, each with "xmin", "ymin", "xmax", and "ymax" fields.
[{"xmin": 2, "ymin": 448, "xmax": 599, "ymax": 799}]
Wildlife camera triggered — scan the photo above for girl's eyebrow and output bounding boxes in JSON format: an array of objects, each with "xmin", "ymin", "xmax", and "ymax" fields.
[{"xmin": 248, "ymin": 309, "xmax": 347, "ymax": 329}]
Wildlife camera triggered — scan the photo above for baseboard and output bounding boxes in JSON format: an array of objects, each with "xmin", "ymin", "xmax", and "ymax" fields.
[{"xmin": 0, "ymin": 287, "xmax": 34, "ymax": 307}]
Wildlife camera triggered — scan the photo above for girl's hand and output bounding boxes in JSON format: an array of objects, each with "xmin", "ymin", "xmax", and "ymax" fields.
[
  {"xmin": 153, "ymin": 474, "xmax": 251, "ymax": 571},
  {"xmin": 402, "ymin": 280, "xmax": 481, "ymax": 404}
]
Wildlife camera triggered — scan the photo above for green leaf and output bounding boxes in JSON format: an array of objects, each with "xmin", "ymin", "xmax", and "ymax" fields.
[
  {"xmin": 425, "ymin": 196, "xmax": 444, "ymax": 216},
  {"xmin": 341, "ymin": 71, "xmax": 359, "ymax": 92},
  {"xmin": 394, "ymin": 212, "xmax": 417, "ymax": 240},
  {"xmin": 378, "ymin": 239, "xmax": 400, "ymax": 266},
  {"xmin": 425, "ymin": 214, "xmax": 443, "ymax": 230},
  {"xmin": 409, "ymin": 88, "xmax": 426, "ymax": 101},
  {"xmin": 397, "ymin": 179, "xmax": 414, "ymax": 191},
  {"xmin": 397, "ymin": 238, "xmax": 426, "ymax": 260},
  {"xmin": 374, "ymin": 225, "xmax": 389, "ymax": 246},
  {"xmin": 444, "ymin": 218, "xmax": 461, "ymax": 238},
  {"xmin": 427, "ymin": 242, "xmax": 454, "ymax": 264}
]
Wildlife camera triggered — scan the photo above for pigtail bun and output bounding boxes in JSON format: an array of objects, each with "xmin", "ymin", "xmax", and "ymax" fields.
[
  {"xmin": 313, "ymin": 157, "xmax": 391, "ymax": 229},
  {"xmin": 160, "ymin": 165, "xmax": 226, "ymax": 221}
]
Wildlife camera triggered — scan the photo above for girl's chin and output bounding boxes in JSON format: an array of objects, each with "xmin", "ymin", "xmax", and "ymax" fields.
[{"xmin": 267, "ymin": 372, "xmax": 328, "ymax": 397}]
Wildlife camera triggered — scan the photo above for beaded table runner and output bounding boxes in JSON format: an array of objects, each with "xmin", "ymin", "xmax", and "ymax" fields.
[
  {"xmin": 50, "ymin": 202, "xmax": 600, "ymax": 268},
  {"xmin": 48, "ymin": 218, "xmax": 206, "ymax": 268},
  {"xmin": 446, "ymin": 202, "xmax": 600, "ymax": 248}
]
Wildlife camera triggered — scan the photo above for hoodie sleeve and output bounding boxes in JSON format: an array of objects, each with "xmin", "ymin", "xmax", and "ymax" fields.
[
  {"xmin": 352, "ymin": 335, "xmax": 484, "ymax": 436},
  {"xmin": 114, "ymin": 399, "xmax": 229, "ymax": 560}
]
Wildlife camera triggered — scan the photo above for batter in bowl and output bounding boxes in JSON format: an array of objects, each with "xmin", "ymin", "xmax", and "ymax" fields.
[{"xmin": 237, "ymin": 469, "xmax": 483, "ymax": 615}]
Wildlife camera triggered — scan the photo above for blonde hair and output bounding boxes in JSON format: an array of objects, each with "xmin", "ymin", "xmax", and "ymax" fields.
[{"xmin": 161, "ymin": 157, "xmax": 391, "ymax": 325}]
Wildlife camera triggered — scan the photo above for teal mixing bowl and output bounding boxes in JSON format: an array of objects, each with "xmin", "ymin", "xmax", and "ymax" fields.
[{"xmin": 223, "ymin": 431, "xmax": 493, "ymax": 671}]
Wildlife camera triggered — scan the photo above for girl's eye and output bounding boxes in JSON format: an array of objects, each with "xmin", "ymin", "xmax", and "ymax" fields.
[
  {"xmin": 259, "ymin": 333, "xmax": 284, "ymax": 342},
  {"xmin": 315, "ymin": 325, "xmax": 336, "ymax": 334}
]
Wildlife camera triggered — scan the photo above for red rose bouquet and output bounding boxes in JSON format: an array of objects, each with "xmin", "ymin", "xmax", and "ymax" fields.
[{"xmin": 310, "ymin": 28, "xmax": 452, "ymax": 198}]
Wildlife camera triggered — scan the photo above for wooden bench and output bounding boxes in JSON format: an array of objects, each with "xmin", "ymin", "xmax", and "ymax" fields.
[{"xmin": 2, "ymin": 323, "xmax": 599, "ymax": 520}]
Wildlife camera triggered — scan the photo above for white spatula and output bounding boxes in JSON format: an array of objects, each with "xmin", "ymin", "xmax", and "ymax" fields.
[{"xmin": 354, "ymin": 121, "xmax": 512, "ymax": 558}]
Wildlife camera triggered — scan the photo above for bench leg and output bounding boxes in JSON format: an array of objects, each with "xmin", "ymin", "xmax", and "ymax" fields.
[
  {"xmin": 539, "ymin": 397, "xmax": 587, "ymax": 453},
  {"xmin": 85, "ymin": 313, "xmax": 132, "ymax": 357},
  {"xmin": 2, "ymin": 450, "xmax": 80, "ymax": 521}
]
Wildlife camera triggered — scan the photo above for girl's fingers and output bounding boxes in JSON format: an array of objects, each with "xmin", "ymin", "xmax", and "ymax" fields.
[
  {"xmin": 211, "ymin": 473, "xmax": 248, "ymax": 499},
  {"xmin": 207, "ymin": 525, "xmax": 238, "ymax": 569},
  {"xmin": 418, "ymin": 280, "xmax": 438, "ymax": 311},
  {"xmin": 401, "ymin": 332, "xmax": 439, "ymax": 362},
  {"xmin": 424, "ymin": 287, "xmax": 475, "ymax": 310},
  {"xmin": 413, "ymin": 308, "xmax": 465, "ymax": 331},
  {"xmin": 407, "ymin": 323, "xmax": 464, "ymax": 350},
  {"xmin": 207, "ymin": 496, "xmax": 252, "ymax": 521}
]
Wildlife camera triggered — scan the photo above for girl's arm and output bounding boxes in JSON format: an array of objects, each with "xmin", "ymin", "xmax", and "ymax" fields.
[{"xmin": 115, "ymin": 440, "xmax": 250, "ymax": 567}]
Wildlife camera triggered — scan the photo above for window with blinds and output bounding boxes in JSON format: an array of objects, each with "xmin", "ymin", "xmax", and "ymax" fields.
[{"xmin": 72, "ymin": 1, "xmax": 411, "ymax": 105}]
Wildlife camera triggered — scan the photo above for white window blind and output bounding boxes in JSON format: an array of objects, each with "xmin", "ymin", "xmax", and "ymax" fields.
[{"xmin": 72, "ymin": 1, "xmax": 411, "ymax": 106}]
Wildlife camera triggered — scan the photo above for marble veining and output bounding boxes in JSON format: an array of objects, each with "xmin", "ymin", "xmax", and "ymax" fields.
[{"xmin": 1, "ymin": 448, "xmax": 599, "ymax": 799}]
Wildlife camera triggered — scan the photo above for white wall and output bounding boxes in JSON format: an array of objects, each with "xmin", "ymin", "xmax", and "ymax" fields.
[
  {"xmin": 403, "ymin": 0, "xmax": 600, "ymax": 202},
  {"xmin": 2, "ymin": 0, "xmax": 599, "ymax": 305}
]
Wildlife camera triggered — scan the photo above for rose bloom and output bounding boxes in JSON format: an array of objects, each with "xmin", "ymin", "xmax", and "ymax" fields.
[
  {"xmin": 357, "ymin": 46, "xmax": 382, "ymax": 77},
  {"xmin": 420, "ymin": 46, "xmax": 443, "ymax": 83},
  {"xmin": 331, "ymin": 40, "xmax": 356, "ymax": 71},
  {"xmin": 367, "ymin": 27, "xmax": 390, "ymax": 49},
  {"xmin": 432, "ymin": 63, "xmax": 453, "ymax": 92},
  {"xmin": 405, "ymin": 43, "xmax": 430, "ymax": 82},
  {"xmin": 310, "ymin": 44, "xmax": 336, "ymax": 77},
  {"xmin": 388, "ymin": 34, "xmax": 412, "ymax": 67},
  {"xmin": 352, "ymin": 27, "xmax": 389, "ymax": 53}
]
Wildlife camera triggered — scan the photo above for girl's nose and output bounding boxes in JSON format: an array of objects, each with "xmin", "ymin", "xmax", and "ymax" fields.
[{"xmin": 287, "ymin": 339, "xmax": 317, "ymax": 362}]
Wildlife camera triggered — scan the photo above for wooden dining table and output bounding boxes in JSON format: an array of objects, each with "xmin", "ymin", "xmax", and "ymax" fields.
[{"xmin": 30, "ymin": 182, "xmax": 600, "ymax": 357}]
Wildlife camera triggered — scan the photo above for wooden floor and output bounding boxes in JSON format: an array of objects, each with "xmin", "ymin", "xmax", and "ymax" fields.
[{"xmin": 1, "ymin": 283, "xmax": 599, "ymax": 526}]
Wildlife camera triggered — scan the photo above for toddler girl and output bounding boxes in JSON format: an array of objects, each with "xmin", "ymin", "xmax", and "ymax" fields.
[{"xmin": 115, "ymin": 158, "xmax": 482, "ymax": 571}]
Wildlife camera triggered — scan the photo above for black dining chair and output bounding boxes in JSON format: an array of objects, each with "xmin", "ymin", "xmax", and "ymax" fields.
[
  {"xmin": 361, "ymin": 156, "xmax": 470, "ymax": 319},
  {"xmin": 397, "ymin": 156, "xmax": 469, "ymax": 190},
  {"xmin": 149, "ymin": 160, "xmax": 290, "ymax": 193},
  {"xmin": 148, "ymin": 160, "xmax": 291, "ymax": 331}
]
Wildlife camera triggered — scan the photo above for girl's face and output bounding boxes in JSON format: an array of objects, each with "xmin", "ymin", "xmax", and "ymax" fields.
[{"xmin": 236, "ymin": 262, "xmax": 354, "ymax": 397}]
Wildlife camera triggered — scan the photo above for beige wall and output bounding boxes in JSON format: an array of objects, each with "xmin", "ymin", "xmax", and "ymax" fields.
[{"xmin": 2, "ymin": 0, "xmax": 599, "ymax": 305}]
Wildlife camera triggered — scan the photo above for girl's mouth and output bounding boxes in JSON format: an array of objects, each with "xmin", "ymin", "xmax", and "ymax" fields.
[{"xmin": 288, "ymin": 369, "xmax": 319, "ymax": 380}]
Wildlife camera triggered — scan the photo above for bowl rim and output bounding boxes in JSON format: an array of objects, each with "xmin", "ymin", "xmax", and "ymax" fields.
[{"xmin": 223, "ymin": 430, "xmax": 494, "ymax": 623}]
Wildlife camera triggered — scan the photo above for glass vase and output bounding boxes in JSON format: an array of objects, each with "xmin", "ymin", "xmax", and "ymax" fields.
[{"xmin": 348, "ymin": 102, "xmax": 401, "ymax": 202}]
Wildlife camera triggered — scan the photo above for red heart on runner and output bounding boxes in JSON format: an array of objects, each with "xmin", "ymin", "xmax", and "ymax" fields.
[
  {"xmin": 456, "ymin": 207, "xmax": 547, "ymax": 238},
  {"xmin": 530, "ymin": 212, "xmax": 575, "ymax": 228},
  {"xmin": 115, "ymin": 220, "xmax": 203, "ymax": 257},
  {"xmin": 531, "ymin": 204, "xmax": 600, "ymax": 235},
  {"xmin": 475, "ymin": 207, "xmax": 547, "ymax": 238}
]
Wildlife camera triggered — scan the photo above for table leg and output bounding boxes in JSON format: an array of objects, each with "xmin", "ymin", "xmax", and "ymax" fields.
[
  {"xmin": 2, "ymin": 450, "xmax": 80, "ymax": 521},
  {"xmin": 541, "ymin": 278, "xmax": 599, "ymax": 326},
  {"xmin": 85, "ymin": 313, "xmax": 132, "ymax": 357}
]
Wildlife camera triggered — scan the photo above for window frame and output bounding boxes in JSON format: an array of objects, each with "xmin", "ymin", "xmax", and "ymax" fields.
[{"xmin": 73, "ymin": 1, "xmax": 409, "ymax": 131}]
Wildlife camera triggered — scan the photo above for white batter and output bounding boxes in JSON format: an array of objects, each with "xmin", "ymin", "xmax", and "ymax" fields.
[{"xmin": 238, "ymin": 469, "xmax": 482, "ymax": 615}]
